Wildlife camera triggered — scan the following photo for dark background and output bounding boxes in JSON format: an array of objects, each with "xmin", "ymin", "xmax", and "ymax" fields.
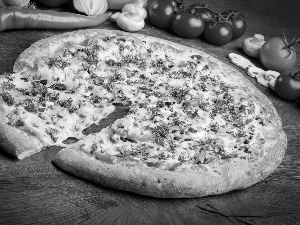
[{"xmin": 1, "ymin": 0, "xmax": 300, "ymax": 224}]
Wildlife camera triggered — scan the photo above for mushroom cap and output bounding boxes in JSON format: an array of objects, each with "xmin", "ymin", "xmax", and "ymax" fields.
[
  {"xmin": 122, "ymin": 2, "xmax": 147, "ymax": 19},
  {"xmin": 116, "ymin": 10, "xmax": 145, "ymax": 32}
]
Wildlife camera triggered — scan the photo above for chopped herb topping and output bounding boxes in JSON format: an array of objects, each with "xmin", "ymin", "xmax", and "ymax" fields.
[
  {"xmin": 105, "ymin": 59, "xmax": 122, "ymax": 67},
  {"xmin": 2, "ymin": 72, "xmax": 13, "ymax": 81},
  {"xmin": 47, "ymin": 57, "xmax": 70, "ymax": 69},
  {"xmin": 170, "ymin": 87, "xmax": 190, "ymax": 102},
  {"xmin": 2, "ymin": 81, "xmax": 15, "ymax": 90},
  {"xmin": 152, "ymin": 123, "xmax": 174, "ymax": 148},
  {"xmin": 31, "ymin": 81, "xmax": 47, "ymax": 96},
  {"xmin": 58, "ymin": 97, "xmax": 73, "ymax": 110},
  {"xmin": 15, "ymin": 120, "xmax": 25, "ymax": 127},
  {"xmin": 46, "ymin": 128, "xmax": 59, "ymax": 142},
  {"xmin": 1, "ymin": 92, "xmax": 14, "ymax": 106},
  {"xmin": 117, "ymin": 145, "xmax": 135, "ymax": 158},
  {"xmin": 49, "ymin": 84, "xmax": 67, "ymax": 91},
  {"xmin": 47, "ymin": 91, "xmax": 60, "ymax": 101},
  {"xmin": 78, "ymin": 45, "xmax": 100, "ymax": 64},
  {"xmin": 23, "ymin": 99, "xmax": 36, "ymax": 112},
  {"xmin": 158, "ymin": 151, "xmax": 174, "ymax": 160}
]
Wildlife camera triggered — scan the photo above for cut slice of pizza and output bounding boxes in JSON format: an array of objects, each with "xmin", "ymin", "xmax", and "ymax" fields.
[{"xmin": 0, "ymin": 70, "xmax": 116, "ymax": 159}]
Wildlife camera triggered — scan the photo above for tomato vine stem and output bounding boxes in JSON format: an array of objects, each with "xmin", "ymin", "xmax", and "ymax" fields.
[
  {"xmin": 188, "ymin": 3, "xmax": 217, "ymax": 14},
  {"xmin": 282, "ymin": 32, "xmax": 300, "ymax": 58}
]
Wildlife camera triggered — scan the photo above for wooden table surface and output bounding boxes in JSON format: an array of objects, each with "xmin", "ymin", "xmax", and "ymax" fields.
[{"xmin": 1, "ymin": 0, "xmax": 300, "ymax": 224}]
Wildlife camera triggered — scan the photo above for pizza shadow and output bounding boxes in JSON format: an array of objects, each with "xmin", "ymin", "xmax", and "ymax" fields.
[
  {"xmin": 0, "ymin": 146, "xmax": 19, "ymax": 161},
  {"xmin": 51, "ymin": 161, "xmax": 151, "ymax": 201}
]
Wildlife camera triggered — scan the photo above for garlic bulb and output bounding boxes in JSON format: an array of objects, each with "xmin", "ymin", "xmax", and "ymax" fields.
[
  {"xmin": 73, "ymin": 0, "xmax": 108, "ymax": 16},
  {"xmin": 2, "ymin": 0, "xmax": 30, "ymax": 7}
]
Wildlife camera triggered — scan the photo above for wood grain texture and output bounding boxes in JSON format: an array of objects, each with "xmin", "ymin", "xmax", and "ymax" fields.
[{"xmin": 0, "ymin": 0, "xmax": 300, "ymax": 224}]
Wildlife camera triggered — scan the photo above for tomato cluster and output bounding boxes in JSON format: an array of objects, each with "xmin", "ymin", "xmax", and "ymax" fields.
[
  {"xmin": 147, "ymin": 1, "xmax": 247, "ymax": 45},
  {"xmin": 259, "ymin": 35, "xmax": 299, "ymax": 101}
]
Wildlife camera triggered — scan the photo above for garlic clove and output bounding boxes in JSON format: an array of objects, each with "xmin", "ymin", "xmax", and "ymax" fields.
[
  {"xmin": 268, "ymin": 79, "xmax": 277, "ymax": 91},
  {"xmin": 247, "ymin": 66, "xmax": 266, "ymax": 78},
  {"xmin": 266, "ymin": 71, "xmax": 280, "ymax": 91},
  {"xmin": 256, "ymin": 72, "xmax": 269, "ymax": 87},
  {"xmin": 228, "ymin": 53, "xmax": 256, "ymax": 70},
  {"xmin": 247, "ymin": 67, "xmax": 269, "ymax": 87},
  {"xmin": 265, "ymin": 70, "xmax": 280, "ymax": 81}
]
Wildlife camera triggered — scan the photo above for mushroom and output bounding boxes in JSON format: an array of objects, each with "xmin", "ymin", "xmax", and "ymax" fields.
[
  {"xmin": 116, "ymin": 8, "xmax": 145, "ymax": 32},
  {"xmin": 133, "ymin": 0, "xmax": 148, "ymax": 8},
  {"xmin": 242, "ymin": 34, "xmax": 265, "ymax": 58},
  {"xmin": 122, "ymin": 1, "xmax": 147, "ymax": 19}
]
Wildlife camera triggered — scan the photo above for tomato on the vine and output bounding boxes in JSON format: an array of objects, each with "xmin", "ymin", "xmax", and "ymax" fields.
[
  {"xmin": 170, "ymin": 0, "xmax": 184, "ymax": 13},
  {"xmin": 187, "ymin": 3, "xmax": 217, "ymax": 22},
  {"xmin": 204, "ymin": 18, "xmax": 232, "ymax": 46},
  {"xmin": 147, "ymin": 0, "xmax": 175, "ymax": 29},
  {"xmin": 275, "ymin": 74, "xmax": 300, "ymax": 101},
  {"xmin": 172, "ymin": 12, "xmax": 205, "ymax": 38},
  {"xmin": 260, "ymin": 36, "xmax": 299, "ymax": 73},
  {"xmin": 221, "ymin": 10, "xmax": 247, "ymax": 40}
]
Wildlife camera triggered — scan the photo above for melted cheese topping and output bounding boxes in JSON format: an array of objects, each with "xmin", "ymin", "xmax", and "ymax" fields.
[{"xmin": 0, "ymin": 35, "xmax": 270, "ymax": 170}]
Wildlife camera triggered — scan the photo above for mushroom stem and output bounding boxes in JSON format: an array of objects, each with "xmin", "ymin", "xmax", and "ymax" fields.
[{"xmin": 251, "ymin": 34, "xmax": 265, "ymax": 44}]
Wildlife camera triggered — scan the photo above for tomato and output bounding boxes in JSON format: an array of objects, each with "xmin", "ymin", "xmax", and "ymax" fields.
[
  {"xmin": 275, "ymin": 74, "xmax": 300, "ymax": 101},
  {"xmin": 260, "ymin": 37, "xmax": 297, "ymax": 73},
  {"xmin": 172, "ymin": 12, "xmax": 205, "ymax": 38},
  {"xmin": 204, "ymin": 19, "xmax": 232, "ymax": 46},
  {"xmin": 38, "ymin": 0, "xmax": 71, "ymax": 7},
  {"xmin": 148, "ymin": 0, "xmax": 175, "ymax": 29},
  {"xmin": 187, "ymin": 3, "xmax": 217, "ymax": 22},
  {"xmin": 221, "ymin": 10, "xmax": 247, "ymax": 40}
]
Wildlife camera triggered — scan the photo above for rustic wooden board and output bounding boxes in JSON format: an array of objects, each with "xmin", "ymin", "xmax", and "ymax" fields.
[{"xmin": 1, "ymin": 0, "xmax": 300, "ymax": 224}]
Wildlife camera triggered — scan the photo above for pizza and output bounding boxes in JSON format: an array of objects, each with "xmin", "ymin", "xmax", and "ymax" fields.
[{"xmin": 0, "ymin": 29, "xmax": 287, "ymax": 198}]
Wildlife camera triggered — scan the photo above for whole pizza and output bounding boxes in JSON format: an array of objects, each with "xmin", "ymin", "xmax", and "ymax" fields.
[{"xmin": 0, "ymin": 29, "xmax": 286, "ymax": 198}]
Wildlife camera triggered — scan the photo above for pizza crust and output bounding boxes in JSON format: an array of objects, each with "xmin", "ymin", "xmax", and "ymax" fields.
[
  {"xmin": 53, "ymin": 123, "xmax": 286, "ymax": 198},
  {"xmin": 0, "ymin": 116, "xmax": 44, "ymax": 160}
]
